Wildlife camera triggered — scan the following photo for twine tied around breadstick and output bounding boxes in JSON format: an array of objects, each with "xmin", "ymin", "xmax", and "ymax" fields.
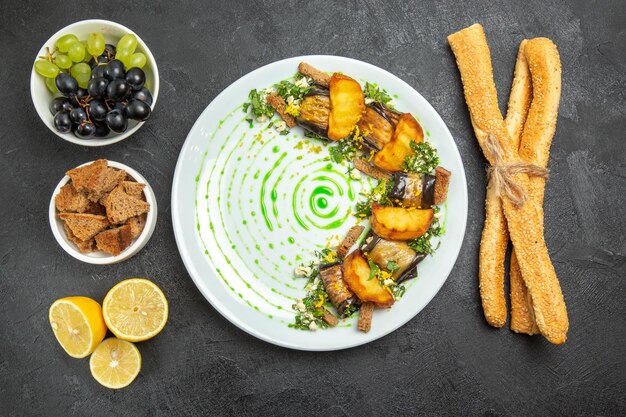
[{"xmin": 485, "ymin": 133, "xmax": 549, "ymax": 207}]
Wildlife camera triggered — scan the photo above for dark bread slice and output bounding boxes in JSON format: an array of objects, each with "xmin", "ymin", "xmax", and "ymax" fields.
[
  {"xmin": 104, "ymin": 185, "xmax": 150, "ymax": 224},
  {"xmin": 358, "ymin": 302, "xmax": 375, "ymax": 333},
  {"xmin": 63, "ymin": 222, "xmax": 95, "ymax": 253},
  {"xmin": 126, "ymin": 214, "xmax": 146, "ymax": 239},
  {"xmin": 66, "ymin": 159, "xmax": 108, "ymax": 194},
  {"xmin": 353, "ymin": 158, "xmax": 392, "ymax": 181},
  {"xmin": 55, "ymin": 183, "xmax": 92, "ymax": 213},
  {"xmin": 322, "ymin": 309, "xmax": 339, "ymax": 327},
  {"xmin": 88, "ymin": 168, "xmax": 126, "ymax": 202},
  {"xmin": 298, "ymin": 62, "xmax": 331, "ymax": 88},
  {"xmin": 84, "ymin": 201, "xmax": 106, "ymax": 216},
  {"xmin": 434, "ymin": 166, "xmax": 452, "ymax": 205},
  {"xmin": 266, "ymin": 93, "xmax": 297, "ymax": 128},
  {"xmin": 58, "ymin": 213, "xmax": 109, "ymax": 241},
  {"xmin": 337, "ymin": 225, "xmax": 365, "ymax": 259},
  {"xmin": 95, "ymin": 224, "xmax": 133, "ymax": 256},
  {"xmin": 121, "ymin": 181, "xmax": 146, "ymax": 200}
]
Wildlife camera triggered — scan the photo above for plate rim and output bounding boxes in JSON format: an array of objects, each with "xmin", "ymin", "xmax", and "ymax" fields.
[{"xmin": 172, "ymin": 54, "xmax": 468, "ymax": 351}]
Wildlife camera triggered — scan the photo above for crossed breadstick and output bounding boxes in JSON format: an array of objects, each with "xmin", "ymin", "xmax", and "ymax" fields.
[{"xmin": 448, "ymin": 24, "xmax": 568, "ymax": 344}]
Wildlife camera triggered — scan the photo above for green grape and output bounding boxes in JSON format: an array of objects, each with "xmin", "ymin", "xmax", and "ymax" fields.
[
  {"xmin": 70, "ymin": 62, "xmax": 91, "ymax": 79},
  {"xmin": 81, "ymin": 41, "xmax": 92, "ymax": 62},
  {"xmin": 116, "ymin": 34, "xmax": 138, "ymax": 54},
  {"xmin": 75, "ymin": 72, "xmax": 90, "ymax": 89},
  {"xmin": 55, "ymin": 54, "xmax": 72, "ymax": 69},
  {"xmin": 87, "ymin": 32, "xmax": 105, "ymax": 56},
  {"xmin": 55, "ymin": 34, "xmax": 79, "ymax": 53},
  {"xmin": 129, "ymin": 52, "xmax": 147, "ymax": 69},
  {"xmin": 45, "ymin": 77, "xmax": 59, "ymax": 94},
  {"xmin": 115, "ymin": 48, "xmax": 132, "ymax": 68},
  {"xmin": 34, "ymin": 60, "xmax": 60, "ymax": 78},
  {"xmin": 68, "ymin": 42, "xmax": 86, "ymax": 62}
]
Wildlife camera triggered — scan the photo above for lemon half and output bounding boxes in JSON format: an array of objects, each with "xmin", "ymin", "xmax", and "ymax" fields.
[
  {"xmin": 49, "ymin": 296, "xmax": 107, "ymax": 358},
  {"xmin": 102, "ymin": 278, "xmax": 168, "ymax": 342},
  {"xmin": 90, "ymin": 338, "xmax": 141, "ymax": 389}
]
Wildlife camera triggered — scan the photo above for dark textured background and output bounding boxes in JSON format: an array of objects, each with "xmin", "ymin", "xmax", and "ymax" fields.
[{"xmin": 1, "ymin": 1, "xmax": 625, "ymax": 416}]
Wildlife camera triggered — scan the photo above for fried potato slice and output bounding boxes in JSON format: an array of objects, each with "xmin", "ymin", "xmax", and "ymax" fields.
[
  {"xmin": 373, "ymin": 113, "xmax": 424, "ymax": 171},
  {"xmin": 328, "ymin": 74, "xmax": 365, "ymax": 140},
  {"xmin": 371, "ymin": 203, "xmax": 433, "ymax": 241},
  {"xmin": 343, "ymin": 251, "xmax": 394, "ymax": 308}
]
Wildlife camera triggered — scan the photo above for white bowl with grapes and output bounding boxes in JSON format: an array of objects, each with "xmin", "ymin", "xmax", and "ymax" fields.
[{"xmin": 30, "ymin": 19, "xmax": 159, "ymax": 146}]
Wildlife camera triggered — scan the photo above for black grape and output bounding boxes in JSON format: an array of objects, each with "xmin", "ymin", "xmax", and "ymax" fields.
[
  {"xmin": 133, "ymin": 87, "xmax": 153, "ymax": 106},
  {"xmin": 105, "ymin": 109, "xmax": 128, "ymax": 133},
  {"xmin": 55, "ymin": 73, "xmax": 78, "ymax": 96},
  {"xmin": 125, "ymin": 68, "xmax": 145, "ymax": 90},
  {"xmin": 106, "ymin": 79, "xmax": 131, "ymax": 101},
  {"xmin": 87, "ymin": 77, "xmax": 109, "ymax": 99},
  {"xmin": 54, "ymin": 111, "xmax": 72, "ymax": 133},
  {"xmin": 88, "ymin": 100, "xmax": 108, "ymax": 122},
  {"xmin": 125, "ymin": 99, "xmax": 151, "ymax": 121}
]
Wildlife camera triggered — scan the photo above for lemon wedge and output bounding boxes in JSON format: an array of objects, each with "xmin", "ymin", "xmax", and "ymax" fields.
[
  {"xmin": 49, "ymin": 296, "xmax": 107, "ymax": 358},
  {"xmin": 89, "ymin": 338, "xmax": 141, "ymax": 389},
  {"xmin": 102, "ymin": 278, "xmax": 168, "ymax": 342}
]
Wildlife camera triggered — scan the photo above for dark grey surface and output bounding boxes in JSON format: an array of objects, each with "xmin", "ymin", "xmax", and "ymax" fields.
[{"xmin": 1, "ymin": 1, "xmax": 625, "ymax": 416}]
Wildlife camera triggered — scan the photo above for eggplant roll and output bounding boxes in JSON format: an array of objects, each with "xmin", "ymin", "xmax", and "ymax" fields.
[
  {"xmin": 319, "ymin": 263, "xmax": 359, "ymax": 316},
  {"xmin": 297, "ymin": 88, "xmax": 330, "ymax": 136},
  {"xmin": 387, "ymin": 171, "xmax": 436, "ymax": 208},
  {"xmin": 296, "ymin": 89, "xmax": 399, "ymax": 148},
  {"xmin": 357, "ymin": 105, "xmax": 395, "ymax": 150},
  {"xmin": 373, "ymin": 102, "xmax": 401, "ymax": 127},
  {"xmin": 360, "ymin": 231, "xmax": 426, "ymax": 283}
]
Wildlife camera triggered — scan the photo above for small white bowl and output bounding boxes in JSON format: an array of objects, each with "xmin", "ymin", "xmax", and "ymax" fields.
[
  {"xmin": 31, "ymin": 19, "xmax": 160, "ymax": 147},
  {"xmin": 49, "ymin": 160, "xmax": 157, "ymax": 264}
]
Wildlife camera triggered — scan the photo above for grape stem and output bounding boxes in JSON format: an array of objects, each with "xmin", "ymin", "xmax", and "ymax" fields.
[{"xmin": 38, "ymin": 47, "xmax": 56, "ymax": 63}]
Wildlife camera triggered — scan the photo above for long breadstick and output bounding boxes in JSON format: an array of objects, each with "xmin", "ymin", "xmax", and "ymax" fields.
[
  {"xmin": 505, "ymin": 40, "xmax": 533, "ymax": 149},
  {"xmin": 509, "ymin": 251, "xmax": 538, "ymax": 333},
  {"xmin": 510, "ymin": 38, "xmax": 562, "ymax": 334},
  {"xmin": 448, "ymin": 24, "xmax": 568, "ymax": 344},
  {"xmin": 504, "ymin": 40, "xmax": 538, "ymax": 334},
  {"xmin": 479, "ymin": 39, "xmax": 533, "ymax": 327}
]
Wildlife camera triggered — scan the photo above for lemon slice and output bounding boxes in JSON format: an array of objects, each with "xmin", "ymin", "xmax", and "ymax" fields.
[
  {"xmin": 90, "ymin": 338, "xmax": 141, "ymax": 389},
  {"xmin": 102, "ymin": 278, "xmax": 168, "ymax": 342},
  {"xmin": 49, "ymin": 296, "xmax": 107, "ymax": 358}
]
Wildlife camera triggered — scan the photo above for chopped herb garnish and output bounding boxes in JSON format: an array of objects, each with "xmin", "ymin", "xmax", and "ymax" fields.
[
  {"xmin": 393, "ymin": 284, "xmax": 406, "ymax": 299},
  {"xmin": 275, "ymin": 80, "xmax": 311, "ymax": 101},
  {"xmin": 328, "ymin": 138, "xmax": 358, "ymax": 164},
  {"xmin": 245, "ymin": 118, "xmax": 253, "ymax": 128},
  {"xmin": 387, "ymin": 260, "xmax": 399, "ymax": 273},
  {"xmin": 364, "ymin": 82, "xmax": 394, "ymax": 108},
  {"xmin": 354, "ymin": 179, "xmax": 393, "ymax": 218},
  {"xmin": 244, "ymin": 89, "xmax": 274, "ymax": 119},
  {"xmin": 368, "ymin": 259, "xmax": 380, "ymax": 281},
  {"xmin": 304, "ymin": 131, "xmax": 324, "ymax": 141},
  {"xmin": 403, "ymin": 141, "xmax": 440, "ymax": 174},
  {"xmin": 407, "ymin": 206, "xmax": 445, "ymax": 255},
  {"xmin": 355, "ymin": 201, "xmax": 372, "ymax": 218}
]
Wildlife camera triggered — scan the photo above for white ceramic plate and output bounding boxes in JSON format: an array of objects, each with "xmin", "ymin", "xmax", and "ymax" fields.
[{"xmin": 172, "ymin": 56, "xmax": 467, "ymax": 351}]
